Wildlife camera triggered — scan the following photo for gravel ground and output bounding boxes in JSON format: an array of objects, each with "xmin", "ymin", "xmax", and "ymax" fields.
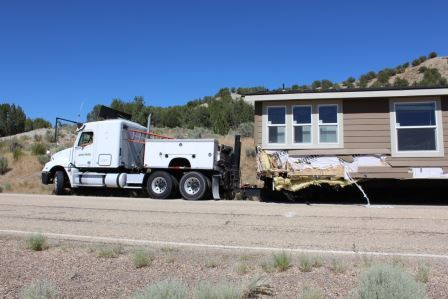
[
  {"xmin": 1, "ymin": 236, "xmax": 447, "ymax": 298},
  {"xmin": 1, "ymin": 193, "xmax": 448, "ymax": 298}
]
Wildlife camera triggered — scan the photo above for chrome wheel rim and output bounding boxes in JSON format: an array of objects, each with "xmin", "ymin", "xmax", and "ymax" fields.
[
  {"xmin": 151, "ymin": 177, "xmax": 167, "ymax": 194},
  {"xmin": 184, "ymin": 177, "xmax": 201, "ymax": 195}
]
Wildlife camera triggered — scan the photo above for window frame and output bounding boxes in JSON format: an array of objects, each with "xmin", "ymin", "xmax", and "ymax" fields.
[
  {"xmin": 317, "ymin": 104, "xmax": 339, "ymax": 145},
  {"xmin": 292, "ymin": 104, "xmax": 312, "ymax": 145},
  {"xmin": 390, "ymin": 99, "xmax": 444, "ymax": 157},
  {"xmin": 266, "ymin": 105, "xmax": 287, "ymax": 145},
  {"xmin": 77, "ymin": 131, "xmax": 94, "ymax": 147},
  {"xmin": 262, "ymin": 101, "xmax": 343, "ymax": 149}
]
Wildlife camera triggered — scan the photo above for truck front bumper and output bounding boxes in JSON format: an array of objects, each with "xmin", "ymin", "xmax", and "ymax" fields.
[{"xmin": 41, "ymin": 172, "xmax": 51, "ymax": 185}]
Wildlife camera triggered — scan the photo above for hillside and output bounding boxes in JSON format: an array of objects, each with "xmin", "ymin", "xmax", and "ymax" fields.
[{"xmin": 367, "ymin": 56, "xmax": 448, "ymax": 88}]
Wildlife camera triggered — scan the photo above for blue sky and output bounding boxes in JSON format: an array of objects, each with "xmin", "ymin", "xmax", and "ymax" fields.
[{"xmin": 1, "ymin": 0, "xmax": 448, "ymax": 122}]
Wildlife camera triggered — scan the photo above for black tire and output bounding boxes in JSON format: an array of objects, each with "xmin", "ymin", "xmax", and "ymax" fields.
[
  {"xmin": 146, "ymin": 171, "xmax": 174, "ymax": 199},
  {"xmin": 171, "ymin": 174, "xmax": 180, "ymax": 198},
  {"xmin": 179, "ymin": 171, "xmax": 208, "ymax": 201},
  {"xmin": 54, "ymin": 170, "xmax": 66, "ymax": 195}
]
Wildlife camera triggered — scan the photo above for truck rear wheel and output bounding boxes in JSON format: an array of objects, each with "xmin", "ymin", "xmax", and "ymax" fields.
[
  {"xmin": 147, "ymin": 171, "xmax": 174, "ymax": 199},
  {"xmin": 54, "ymin": 170, "xmax": 66, "ymax": 195},
  {"xmin": 179, "ymin": 171, "xmax": 209, "ymax": 200}
]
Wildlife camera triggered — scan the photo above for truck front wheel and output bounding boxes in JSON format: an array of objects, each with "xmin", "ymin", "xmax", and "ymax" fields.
[
  {"xmin": 54, "ymin": 170, "xmax": 66, "ymax": 195},
  {"xmin": 179, "ymin": 171, "xmax": 209, "ymax": 200},
  {"xmin": 147, "ymin": 171, "xmax": 174, "ymax": 199}
]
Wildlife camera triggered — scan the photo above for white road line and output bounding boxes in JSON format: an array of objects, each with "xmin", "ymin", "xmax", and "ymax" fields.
[{"xmin": 1, "ymin": 229, "xmax": 447, "ymax": 260}]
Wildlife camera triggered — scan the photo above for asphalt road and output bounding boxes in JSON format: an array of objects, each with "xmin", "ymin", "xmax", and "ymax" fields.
[{"xmin": 1, "ymin": 193, "xmax": 448, "ymax": 257}]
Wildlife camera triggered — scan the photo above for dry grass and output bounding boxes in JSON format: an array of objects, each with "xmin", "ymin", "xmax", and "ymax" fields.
[
  {"xmin": 272, "ymin": 251, "xmax": 292, "ymax": 272},
  {"xmin": 20, "ymin": 280, "xmax": 58, "ymax": 299},
  {"xmin": 415, "ymin": 263, "xmax": 431, "ymax": 283},
  {"xmin": 132, "ymin": 249, "xmax": 154, "ymax": 268},
  {"xmin": 0, "ymin": 152, "xmax": 52, "ymax": 194},
  {"xmin": 25, "ymin": 234, "xmax": 49, "ymax": 251},
  {"xmin": 97, "ymin": 244, "xmax": 124, "ymax": 258}
]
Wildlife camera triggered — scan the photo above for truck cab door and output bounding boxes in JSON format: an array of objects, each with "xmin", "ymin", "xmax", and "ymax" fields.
[{"xmin": 73, "ymin": 131, "xmax": 95, "ymax": 168}]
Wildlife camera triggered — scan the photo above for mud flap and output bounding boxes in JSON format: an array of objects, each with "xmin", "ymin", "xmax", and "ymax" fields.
[{"xmin": 212, "ymin": 175, "xmax": 221, "ymax": 200}]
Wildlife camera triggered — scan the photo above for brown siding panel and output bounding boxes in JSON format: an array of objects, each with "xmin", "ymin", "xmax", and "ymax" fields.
[{"xmin": 342, "ymin": 98, "xmax": 391, "ymax": 154}]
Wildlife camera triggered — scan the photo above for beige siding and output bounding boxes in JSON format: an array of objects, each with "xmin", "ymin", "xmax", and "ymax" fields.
[
  {"xmin": 254, "ymin": 102, "xmax": 262, "ymax": 145},
  {"xmin": 342, "ymin": 98, "xmax": 391, "ymax": 153}
]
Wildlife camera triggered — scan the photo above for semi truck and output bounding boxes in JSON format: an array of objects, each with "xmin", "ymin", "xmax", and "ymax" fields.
[{"xmin": 41, "ymin": 107, "xmax": 241, "ymax": 200}]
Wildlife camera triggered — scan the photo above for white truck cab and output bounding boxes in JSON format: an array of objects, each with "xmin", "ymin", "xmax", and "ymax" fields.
[{"xmin": 42, "ymin": 117, "xmax": 241, "ymax": 200}]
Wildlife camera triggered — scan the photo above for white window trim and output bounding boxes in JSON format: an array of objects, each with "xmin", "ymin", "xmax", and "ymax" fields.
[
  {"xmin": 292, "ymin": 105, "xmax": 312, "ymax": 145},
  {"xmin": 266, "ymin": 106, "xmax": 287, "ymax": 145},
  {"xmin": 317, "ymin": 104, "xmax": 339, "ymax": 145},
  {"xmin": 262, "ymin": 101, "xmax": 343, "ymax": 149},
  {"xmin": 390, "ymin": 99, "xmax": 444, "ymax": 157}
]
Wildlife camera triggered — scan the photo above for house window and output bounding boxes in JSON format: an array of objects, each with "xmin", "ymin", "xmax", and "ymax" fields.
[
  {"xmin": 395, "ymin": 102, "xmax": 437, "ymax": 151},
  {"xmin": 267, "ymin": 106, "xmax": 286, "ymax": 144},
  {"xmin": 318, "ymin": 105, "xmax": 338, "ymax": 143},
  {"xmin": 293, "ymin": 105, "xmax": 312, "ymax": 144}
]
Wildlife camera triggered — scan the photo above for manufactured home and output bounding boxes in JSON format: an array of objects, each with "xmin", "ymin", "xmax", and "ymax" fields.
[{"xmin": 244, "ymin": 87, "xmax": 448, "ymax": 193}]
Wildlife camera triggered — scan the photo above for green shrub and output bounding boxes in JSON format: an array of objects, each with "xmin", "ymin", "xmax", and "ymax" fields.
[
  {"xmin": 236, "ymin": 122, "xmax": 254, "ymax": 138},
  {"xmin": 359, "ymin": 72, "xmax": 376, "ymax": 88},
  {"xmin": 311, "ymin": 80, "xmax": 322, "ymax": 89},
  {"xmin": 418, "ymin": 66, "xmax": 428, "ymax": 73},
  {"xmin": 45, "ymin": 130, "xmax": 55, "ymax": 143},
  {"xmin": 97, "ymin": 244, "xmax": 124, "ymax": 258},
  {"xmin": 37, "ymin": 155, "xmax": 50, "ymax": 166},
  {"xmin": 353, "ymin": 264, "xmax": 426, "ymax": 299},
  {"xmin": 129, "ymin": 280, "xmax": 187, "ymax": 299},
  {"xmin": 418, "ymin": 68, "xmax": 448, "ymax": 86},
  {"xmin": 329, "ymin": 258, "xmax": 347, "ymax": 274},
  {"xmin": 299, "ymin": 287, "xmax": 324, "ymax": 299},
  {"xmin": 13, "ymin": 148, "xmax": 23, "ymax": 161},
  {"xmin": 428, "ymin": 52, "xmax": 438, "ymax": 59},
  {"xmin": 236, "ymin": 262, "xmax": 250, "ymax": 275},
  {"xmin": 8, "ymin": 140, "xmax": 23, "ymax": 152},
  {"xmin": 259, "ymin": 259, "xmax": 275, "ymax": 273},
  {"xmin": 0, "ymin": 186, "xmax": 3, "ymax": 193},
  {"xmin": 205, "ymin": 259, "xmax": 218, "ymax": 268},
  {"xmin": 415, "ymin": 263, "xmax": 430, "ymax": 283},
  {"xmin": 20, "ymin": 280, "xmax": 58, "ymax": 299},
  {"xmin": 132, "ymin": 249, "xmax": 154, "ymax": 268},
  {"xmin": 321, "ymin": 80, "xmax": 333, "ymax": 90},
  {"xmin": 312, "ymin": 256, "xmax": 324, "ymax": 268},
  {"xmin": 298, "ymin": 255, "xmax": 314, "ymax": 272},
  {"xmin": 3, "ymin": 182, "xmax": 12, "ymax": 191},
  {"xmin": 272, "ymin": 251, "xmax": 291, "ymax": 272},
  {"xmin": 31, "ymin": 143, "xmax": 46, "ymax": 155},
  {"xmin": 343, "ymin": 76, "xmax": 356, "ymax": 88},
  {"xmin": 393, "ymin": 78, "xmax": 410, "ymax": 87},
  {"xmin": 0, "ymin": 156, "xmax": 8, "ymax": 174},
  {"xmin": 33, "ymin": 134, "xmax": 42, "ymax": 142},
  {"xmin": 412, "ymin": 59, "xmax": 422, "ymax": 67},
  {"xmin": 25, "ymin": 234, "xmax": 49, "ymax": 251},
  {"xmin": 194, "ymin": 281, "xmax": 242, "ymax": 299},
  {"xmin": 402, "ymin": 62, "xmax": 410, "ymax": 69}
]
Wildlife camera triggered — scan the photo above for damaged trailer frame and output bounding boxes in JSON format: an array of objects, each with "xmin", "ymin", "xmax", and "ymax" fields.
[{"xmin": 243, "ymin": 86, "xmax": 448, "ymax": 196}]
